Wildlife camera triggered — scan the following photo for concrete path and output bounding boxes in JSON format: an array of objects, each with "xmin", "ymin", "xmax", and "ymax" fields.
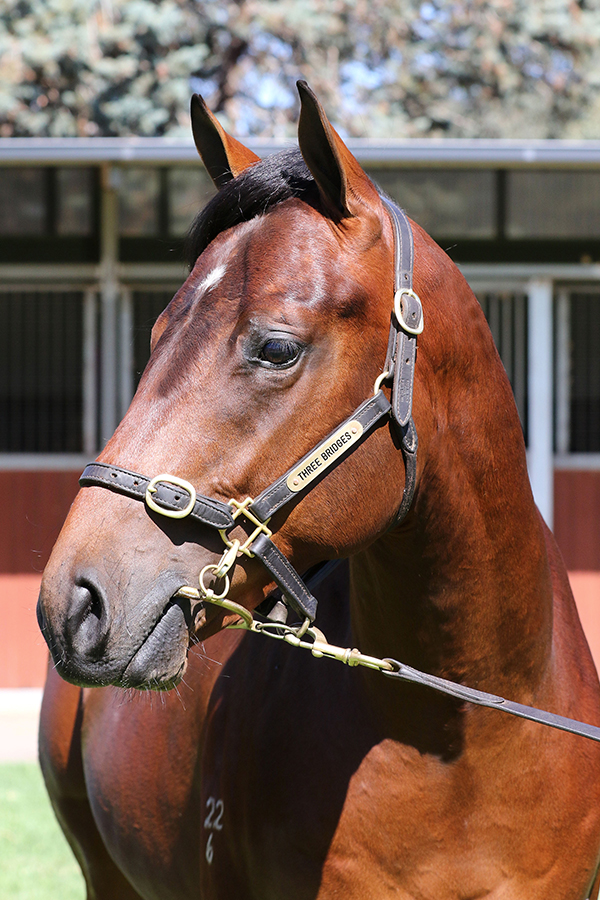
[{"xmin": 0, "ymin": 688, "xmax": 42, "ymax": 763}]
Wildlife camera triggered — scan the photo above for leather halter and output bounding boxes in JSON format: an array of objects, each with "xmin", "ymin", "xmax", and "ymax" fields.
[{"xmin": 79, "ymin": 198, "xmax": 422, "ymax": 624}]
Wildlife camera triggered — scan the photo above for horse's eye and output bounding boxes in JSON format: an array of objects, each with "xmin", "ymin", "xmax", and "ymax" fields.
[{"xmin": 258, "ymin": 338, "xmax": 302, "ymax": 367}]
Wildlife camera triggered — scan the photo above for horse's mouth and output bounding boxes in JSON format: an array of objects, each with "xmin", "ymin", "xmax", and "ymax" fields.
[
  {"xmin": 119, "ymin": 591, "xmax": 229, "ymax": 690},
  {"xmin": 41, "ymin": 574, "xmax": 236, "ymax": 691},
  {"xmin": 120, "ymin": 600, "xmax": 191, "ymax": 690}
]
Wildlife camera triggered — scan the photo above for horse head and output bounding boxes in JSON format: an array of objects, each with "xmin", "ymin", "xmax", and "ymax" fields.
[{"xmin": 37, "ymin": 83, "xmax": 523, "ymax": 693}]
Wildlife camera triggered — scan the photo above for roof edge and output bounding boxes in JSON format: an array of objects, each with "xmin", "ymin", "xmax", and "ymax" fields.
[{"xmin": 4, "ymin": 136, "xmax": 600, "ymax": 166}]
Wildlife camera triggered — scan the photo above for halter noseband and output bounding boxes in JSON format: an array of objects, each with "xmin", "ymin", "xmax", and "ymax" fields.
[{"xmin": 79, "ymin": 198, "xmax": 422, "ymax": 625}]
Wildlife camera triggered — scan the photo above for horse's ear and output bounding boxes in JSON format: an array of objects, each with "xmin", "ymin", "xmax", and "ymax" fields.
[
  {"xmin": 297, "ymin": 81, "xmax": 378, "ymax": 217},
  {"xmin": 190, "ymin": 94, "xmax": 260, "ymax": 188}
]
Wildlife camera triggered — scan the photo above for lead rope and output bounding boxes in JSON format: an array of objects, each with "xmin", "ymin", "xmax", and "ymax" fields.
[{"xmin": 175, "ymin": 584, "xmax": 600, "ymax": 746}]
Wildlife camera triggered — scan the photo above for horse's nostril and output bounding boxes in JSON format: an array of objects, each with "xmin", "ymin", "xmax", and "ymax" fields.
[
  {"xmin": 65, "ymin": 576, "xmax": 110, "ymax": 660},
  {"xmin": 36, "ymin": 598, "xmax": 47, "ymax": 634},
  {"xmin": 86, "ymin": 584, "xmax": 103, "ymax": 621}
]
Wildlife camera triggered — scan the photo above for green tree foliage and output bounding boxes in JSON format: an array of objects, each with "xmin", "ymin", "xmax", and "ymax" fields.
[{"xmin": 1, "ymin": 0, "xmax": 600, "ymax": 139}]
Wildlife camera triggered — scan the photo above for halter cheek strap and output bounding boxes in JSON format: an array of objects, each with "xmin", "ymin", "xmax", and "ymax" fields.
[
  {"xmin": 78, "ymin": 198, "xmax": 421, "ymax": 625},
  {"xmin": 381, "ymin": 197, "xmax": 421, "ymax": 527}
]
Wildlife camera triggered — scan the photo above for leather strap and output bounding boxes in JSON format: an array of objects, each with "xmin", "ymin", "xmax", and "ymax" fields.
[
  {"xmin": 250, "ymin": 391, "xmax": 391, "ymax": 522},
  {"xmin": 383, "ymin": 658, "xmax": 600, "ymax": 743},
  {"xmin": 393, "ymin": 332, "xmax": 418, "ymax": 428},
  {"xmin": 80, "ymin": 463, "xmax": 235, "ymax": 531},
  {"xmin": 394, "ymin": 419, "xmax": 418, "ymax": 527},
  {"xmin": 381, "ymin": 197, "xmax": 422, "ymax": 430},
  {"xmin": 256, "ymin": 558, "xmax": 343, "ymax": 623},
  {"xmin": 250, "ymin": 533, "xmax": 318, "ymax": 621}
]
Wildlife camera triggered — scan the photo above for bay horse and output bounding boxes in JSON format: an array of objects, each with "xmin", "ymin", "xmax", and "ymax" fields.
[{"xmin": 37, "ymin": 82, "xmax": 600, "ymax": 899}]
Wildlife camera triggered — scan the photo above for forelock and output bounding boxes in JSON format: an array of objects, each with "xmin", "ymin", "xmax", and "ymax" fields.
[{"xmin": 184, "ymin": 148, "xmax": 319, "ymax": 268}]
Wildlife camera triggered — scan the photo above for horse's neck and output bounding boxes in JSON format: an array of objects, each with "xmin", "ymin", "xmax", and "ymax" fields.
[{"xmin": 349, "ymin": 395, "xmax": 553, "ymax": 701}]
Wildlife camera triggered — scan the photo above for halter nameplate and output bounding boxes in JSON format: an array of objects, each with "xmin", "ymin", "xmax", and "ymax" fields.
[{"xmin": 286, "ymin": 420, "xmax": 363, "ymax": 492}]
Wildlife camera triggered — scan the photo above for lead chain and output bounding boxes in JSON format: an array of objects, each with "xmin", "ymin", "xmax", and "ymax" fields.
[
  {"xmin": 176, "ymin": 588, "xmax": 600, "ymax": 746},
  {"xmin": 175, "ymin": 582, "xmax": 395, "ymax": 674}
]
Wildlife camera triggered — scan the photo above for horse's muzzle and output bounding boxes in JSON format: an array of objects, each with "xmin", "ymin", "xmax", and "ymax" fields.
[{"xmin": 37, "ymin": 568, "xmax": 193, "ymax": 689}]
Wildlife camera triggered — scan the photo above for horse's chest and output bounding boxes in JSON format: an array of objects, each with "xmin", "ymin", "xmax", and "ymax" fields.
[
  {"xmin": 200, "ymin": 721, "xmax": 600, "ymax": 900},
  {"xmin": 197, "ymin": 697, "xmax": 465, "ymax": 897},
  {"xmin": 308, "ymin": 735, "xmax": 600, "ymax": 900},
  {"xmin": 80, "ymin": 662, "xmax": 600, "ymax": 900}
]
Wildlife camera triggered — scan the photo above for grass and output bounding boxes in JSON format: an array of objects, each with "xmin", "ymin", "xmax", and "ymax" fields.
[{"xmin": 0, "ymin": 763, "xmax": 85, "ymax": 900}]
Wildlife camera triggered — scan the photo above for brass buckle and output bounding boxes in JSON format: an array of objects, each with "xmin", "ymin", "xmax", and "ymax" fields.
[
  {"xmin": 219, "ymin": 497, "xmax": 272, "ymax": 557},
  {"xmin": 145, "ymin": 474, "xmax": 196, "ymax": 519},
  {"xmin": 394, "ymin": 288, "xmax": 424, "ymax": 335}
]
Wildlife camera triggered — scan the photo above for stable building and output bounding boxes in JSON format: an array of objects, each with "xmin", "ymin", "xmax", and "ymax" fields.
[{"xmin": 1, "ymin": 136, "xmax": 599, "ymax": 686}]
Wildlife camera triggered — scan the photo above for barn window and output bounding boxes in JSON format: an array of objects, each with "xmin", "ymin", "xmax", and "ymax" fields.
[
  {"xmin": 367, "ymin": 168, "xmax": 497, "ymax": 239},
  {"xmin": 0, "ymin": 291, "xmax": 85, "ymax": 452},
  {"xmin": 555, "ymin": 290, "xmax": 600, "ymax": 454},
  {"xmin": 478, "ymin": 291, "xmax": 529, "ymax": 443},
  {"xmin": 507, "ymin": 171, "xmax": 600, "ymax": 239}
]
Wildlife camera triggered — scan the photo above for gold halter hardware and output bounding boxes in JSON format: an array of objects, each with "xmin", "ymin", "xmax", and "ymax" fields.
[
  {"xmin": 394, "ymin": 288, "xmax": 424, "ymax": 336},
  {"xmin": 219, "ymin": 497, "xmax": 272, "ymax": 558},
  {"xmin": 175, "ymin": 582, "xmax": 255, "ymax": 631},
  {"xmin": 162, "ymin": 490, "xmax": 275, "ymax": 634},
  {"xmin": 145, "ymin": 474, "xmax": 197, "ymax": 519},
  {"xmin": 373, "ymin": 370, "xmax": 390, "ymax": 394}
]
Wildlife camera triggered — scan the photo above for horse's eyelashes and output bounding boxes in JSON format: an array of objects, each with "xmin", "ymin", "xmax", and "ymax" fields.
[{"xmin": 257, "ymin": 338, "xmax": 302, "ymax": 367}]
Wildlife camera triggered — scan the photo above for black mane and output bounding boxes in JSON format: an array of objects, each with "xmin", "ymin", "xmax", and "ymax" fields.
[{"xmin": 185, "ymin": 148, "xmax": 319, "ymax": 267}]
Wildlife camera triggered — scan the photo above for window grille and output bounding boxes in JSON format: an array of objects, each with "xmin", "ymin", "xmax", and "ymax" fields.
[
  {"xmin": 56, "ymin": 168, "xmax": 94, "ymax": 235},
  {"xmin": 0, "ymin": 168, "xmax": 94, "ymax": 236},
  {"xmin": 564, "ymin": 292, "xmax": 600, "ymax": 452},
  {"xmin": 0, "ymin": 170, "xmax": 46, "ymax": 235},
  {"xmin": 167, "ymin": 168, "xmax": 214, "ymax": 236},
  {"xmin": 507, "ymin": 171, "xmax": 600, "ymax": 239},
  {"xmin": 118, "ymin": 168, "xmax": 214, "ymax": 238},
  {"xmin": 0, "ymin": 291, "xmax": 84, "ymax": 452},
  {"xmin": 478, "ymin": 291, "xmax": 528, "ymax": 442},
  {"xmin": 133, "ymin": 290, "xmax": 176, "ymax": 388},
  {"xmin": 368, "ymin": 168, "xmax": 496, "ymax": 238}
]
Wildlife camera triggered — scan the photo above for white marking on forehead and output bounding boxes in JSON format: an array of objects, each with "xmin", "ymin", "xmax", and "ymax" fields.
[{"xmin": 198, "ymin": 264, "xmax": 226, "ymax": 295}]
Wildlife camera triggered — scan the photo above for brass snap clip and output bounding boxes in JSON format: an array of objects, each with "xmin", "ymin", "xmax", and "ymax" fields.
[
  {"xmin": 213, "ymin": 541, "xmax": 240, "ymax": 579},
  {"xmin": 145, "ymin": 474, "xmax": 196, "ymax": 519},
  {"xmin": 199, "ymin": 564, "xmax": 231, "ymax": 601},
  {"xmin": 197, "ymin": 565, "xmax": 254, "ymax": 630}
]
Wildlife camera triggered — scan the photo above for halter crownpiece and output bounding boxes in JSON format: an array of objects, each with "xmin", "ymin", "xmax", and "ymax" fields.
[{"xmin": 79, "ymin": 198, "xmax": 420, "ymax": 626}]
